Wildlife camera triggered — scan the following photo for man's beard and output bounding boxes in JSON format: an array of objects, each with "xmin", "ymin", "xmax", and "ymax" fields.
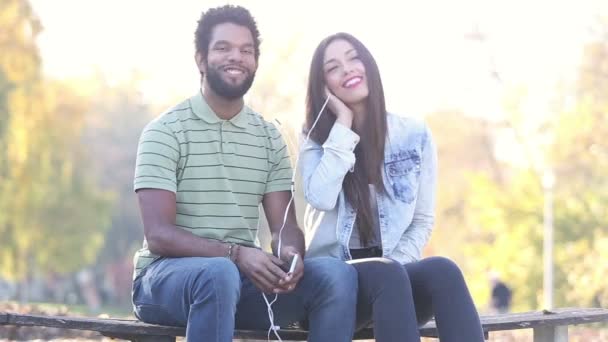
[{"xmin": 205, "ymin": 65, "xmax": 255, "ymax": 100}]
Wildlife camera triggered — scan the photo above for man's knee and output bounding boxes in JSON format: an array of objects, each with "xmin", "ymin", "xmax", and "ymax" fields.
[
  {"xmin": 304, "ymin": 257, "xmax": 358, "ymax": 298},
  {"xmin": 189, "ymin": 257, "xmax": 241, "ymax": 301}
]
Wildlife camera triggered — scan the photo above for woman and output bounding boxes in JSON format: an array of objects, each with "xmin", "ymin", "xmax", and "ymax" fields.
[{"xmin": 299, "ymin": 32, "xmax": 485, "ymax": 342}]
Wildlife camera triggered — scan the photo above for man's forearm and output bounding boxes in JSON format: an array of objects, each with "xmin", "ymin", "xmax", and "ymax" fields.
[
  {"xmin": 271, "ymin": 224, "xmax": 305, "ymax": 257},
  {"xmin": 147, "ymin": 224, "xmax": 232, "ymax": 258}
]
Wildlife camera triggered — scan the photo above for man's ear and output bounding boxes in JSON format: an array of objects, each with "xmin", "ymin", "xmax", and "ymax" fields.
[{"xmin": 195, "ymin": 52, "xmax": 206, "ymax": 74}]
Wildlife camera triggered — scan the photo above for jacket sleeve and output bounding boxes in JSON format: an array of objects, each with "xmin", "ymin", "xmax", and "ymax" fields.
[{"xmin": 298, "ymin": 123, "xmax": 360, "ymax": 211}]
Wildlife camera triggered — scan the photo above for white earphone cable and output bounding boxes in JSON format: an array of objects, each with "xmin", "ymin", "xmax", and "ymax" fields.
[{"xmin": 262, "ymin": 95, "xmax": 331, "ymax": 342}]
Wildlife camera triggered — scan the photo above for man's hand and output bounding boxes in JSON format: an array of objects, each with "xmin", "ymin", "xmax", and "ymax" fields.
[
  {"xmin": 277, "ymin": 246, "xmax": 304, "ymax": 292},
  {"xmin": 236, "ymin": 246, "xmax": 292, "ymax": 294},
  {"xmin": 262, "ymin": 191, "xmax": 306, "ymax": 293}
]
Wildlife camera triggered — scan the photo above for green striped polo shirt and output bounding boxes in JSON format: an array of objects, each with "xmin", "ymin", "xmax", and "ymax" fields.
[{"xmin": 132, "ymin": 91, "xmax": 293, "ymax": 275}]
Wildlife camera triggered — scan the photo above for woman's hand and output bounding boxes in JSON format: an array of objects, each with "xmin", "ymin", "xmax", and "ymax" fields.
[{"xmin": 325, "ymin": 87, "xmax": 353, "ymax": 129}]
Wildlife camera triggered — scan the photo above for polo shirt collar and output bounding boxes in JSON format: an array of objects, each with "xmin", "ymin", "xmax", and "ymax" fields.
[{"xmin": 190, "ymin": 90, "xmax": 249, "ymax": 129}]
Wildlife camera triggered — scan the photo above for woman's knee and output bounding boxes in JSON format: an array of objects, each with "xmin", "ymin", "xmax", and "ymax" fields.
[
  {"xmin": 424, "ymin": 256, "xmax": 464, "ymax": 283},
  {"xmin": 352, "ymin": 258, "xmax": 411, "ymax": 304},
  {"xmin": 352, "ymin": 258, "xmax": 409, "ymax": 284}
]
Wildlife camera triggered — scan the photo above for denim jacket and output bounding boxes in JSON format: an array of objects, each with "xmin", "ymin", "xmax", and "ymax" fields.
[{"xmin": 299, "ymin": 113, "xmax": 437, "ymax": 264}]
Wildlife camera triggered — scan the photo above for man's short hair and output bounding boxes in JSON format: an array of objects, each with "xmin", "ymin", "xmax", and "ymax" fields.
[{"xmin": 194, "ymin": 5, "xmax": 261, "ymax": 61}]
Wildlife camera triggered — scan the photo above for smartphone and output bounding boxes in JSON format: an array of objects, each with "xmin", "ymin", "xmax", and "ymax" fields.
[
  {"xmin": 288, "ymin": 254, "xmax": 299, "ymax": 274},
  {"xmin": 280, "ymin": 254, "xmax": 299, "ymax": 274}
]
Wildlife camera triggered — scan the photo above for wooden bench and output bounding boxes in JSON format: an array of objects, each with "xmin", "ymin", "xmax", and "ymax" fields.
[{"xmin": 2, "ymin": 307, "xmax": 607, "ymax": 341}]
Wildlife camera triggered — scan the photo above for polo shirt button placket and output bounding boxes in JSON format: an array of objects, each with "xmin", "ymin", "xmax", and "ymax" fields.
[{"xmin": 219, "ymin": 121, "xmax": 226, "ymax": 154}]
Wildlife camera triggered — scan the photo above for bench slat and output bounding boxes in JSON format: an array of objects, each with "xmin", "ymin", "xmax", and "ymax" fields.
[
  {"xmin": 2, "ymin": 307, "xmax": 607, "ymax": 341},
  {"xmin": 476, "ymin": 308, "xmax": 608, "ymax": 332},
  {"xmin": 4, "ymin": 314, "xmax": 185, "ymax": 336}
]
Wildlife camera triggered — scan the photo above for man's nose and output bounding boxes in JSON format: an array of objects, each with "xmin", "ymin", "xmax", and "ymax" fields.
[{"xmin": 227, "ymin": 48, "xmax": 243, "ymax": 62}]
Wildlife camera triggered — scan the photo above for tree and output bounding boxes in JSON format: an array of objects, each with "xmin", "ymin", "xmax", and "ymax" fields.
[
  {"xmin": 0, "ymin": 0, "xmax": 111, "ymax": 296},
  {"xmin": 79, "ymin": 76, "xmax": 154, "ymax": 266},
  {"xmin": 452, "ymin": 19, "xmax": 608, "ymax": 310}
]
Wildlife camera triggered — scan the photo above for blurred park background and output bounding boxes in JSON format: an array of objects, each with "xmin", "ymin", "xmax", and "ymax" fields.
[{"xmin": 1, "ymin": 0, "xmax": 607, "ymax": 340}]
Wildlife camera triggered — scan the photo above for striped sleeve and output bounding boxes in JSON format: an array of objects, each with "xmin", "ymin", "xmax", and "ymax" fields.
[
  {"xmin": 134, "ymin": 120, "xmax": 179, "ymax": 193},
  {"xmin": 264, "ymin": 125, "xmax": 293, "ymax": 193}
]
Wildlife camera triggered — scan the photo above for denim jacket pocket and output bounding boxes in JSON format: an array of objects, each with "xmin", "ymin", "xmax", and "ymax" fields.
[{"xmin": 386, "ymin": 150, "xmax": 421, "ymax": 203}]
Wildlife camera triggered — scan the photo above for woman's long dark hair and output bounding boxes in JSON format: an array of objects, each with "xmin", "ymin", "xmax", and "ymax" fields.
[{"xmin": 305, "ymin": 32, "xmax": 387, "ymax": 246}]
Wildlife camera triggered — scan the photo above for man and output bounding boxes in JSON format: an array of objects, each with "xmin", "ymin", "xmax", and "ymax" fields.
[
  {"xmin": 131, "ymin": 5, "xmax": 357, "ymax": 342},
  {"xmin": 490, "ymin": 273, "xmax": 512, "ymax": 314}
]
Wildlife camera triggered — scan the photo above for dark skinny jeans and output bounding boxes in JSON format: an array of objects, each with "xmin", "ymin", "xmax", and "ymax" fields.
[{"xmin": 349, "ymin": 256, "xmax": 485, "ymax": 342}]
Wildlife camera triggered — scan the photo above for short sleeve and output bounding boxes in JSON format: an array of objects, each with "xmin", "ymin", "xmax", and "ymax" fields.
[
  {"xmin": 264, "ymin": 124, "xmax": 293, "ymax": 194},
  {"xmin": 134, "ymin": 120, "xmax": 180, "ymax": 193}
]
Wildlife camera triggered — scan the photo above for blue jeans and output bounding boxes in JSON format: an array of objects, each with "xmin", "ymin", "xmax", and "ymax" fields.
[{"xmin": 132, "ymin": 256, "xmax": 357, "ymax": 342}]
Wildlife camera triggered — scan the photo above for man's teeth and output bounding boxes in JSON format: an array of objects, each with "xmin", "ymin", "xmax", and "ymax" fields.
[{"xmin": 226, "ymin": 68, "xmax": 243, "ymax": 75}]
